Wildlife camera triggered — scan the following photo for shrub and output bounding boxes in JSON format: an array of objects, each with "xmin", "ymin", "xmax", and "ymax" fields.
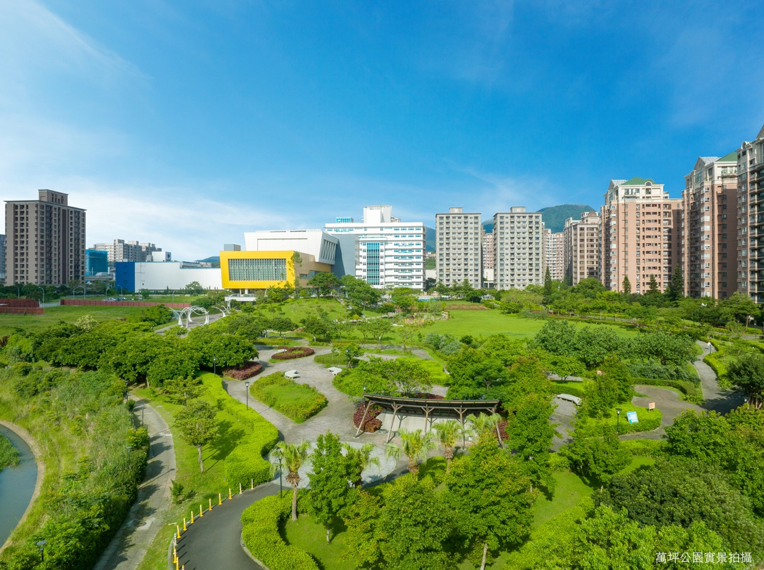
[
  {"xmin": 600, "ymin": 405, "xmax": 662, "ymax": 434},
  {"xmin": 241, "ymin": 494, "xmax": 319, "ymax": 570},
  {"xmin": 548, "ymin": 382, "xmax": 586, "ymax": 399},
  {"xmin": 272, "ymin": 346, "xmax": 315, "ymax": 360},
  {"xmin": 628, "ymin": 363, "xmax": 697, "ymax": 384},
  {"xmin": 250, "ymin": 372, "xmax": 327, "ymax": 423},
  {"xmin": 353, "ymin": 402, "xmax": 383, "ymax": 432},
  {"xmin": 224, "ymin": 361, "xmax": 264, "ymax": 380},
  {"xmin": 203, "ymin": 376, "xmax": 279, "ymax": 488}
]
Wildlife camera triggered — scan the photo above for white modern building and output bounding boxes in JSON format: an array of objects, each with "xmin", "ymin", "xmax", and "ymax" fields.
[
  {"xmin": 244, "ymin": 229, "xmax": 338, "ymax": 265},
  {"xmin": 325, "ymin": 206, "xmax": 425, "ymax": 290},
  {"xmin": 493, "ymin": 207, "xmax": 544, "ymax": 290},
  {"xmin": 435, "ymin": 207, "xmax": 482, "ymax": 288},
  {"xmin": 116, "ymin": 261, "xmax": 222, "ymax": 291}
]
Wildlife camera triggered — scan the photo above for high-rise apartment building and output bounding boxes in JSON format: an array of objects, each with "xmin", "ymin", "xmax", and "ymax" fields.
[
  {"xmin": 543, "ymin": 229, "xmax": 565, "ymax": 281},
  {"xmin": 601, "ymin": 179, "xmax": 682, "ymax": 294},
  {"xmin": 563, "ymin": 211, "xmax": 601, "ymax": 285},
  {"xmin": 482, "ymin": 231, "xmax": 495, "ymax": 287},
  {"xmin": 682, "ymin": 153, "xmax": 738, "ymax": 298},
  {"xmin": 736, "ymin": 125, "xmax": 764, "ymax": 302},
  {"xmin": 325, "ymin": 206, "xmax": 425, "ymax": 290},
  {"xmin": 4, "ymin": 190, "xmax": 86, "ymax": 285},
  {"xmin": 493, "ymin": 207, "xmax": 544, "ymax": 290},
  {"xmin": 435, "ymin": 207, "xmax": 482, "ymax": 288},
  {"xmin": 93, "ymin": 239, "xmax": 163, "ymax": 272},
  {"xmin": 0, "ymin": 235, "xmax": 5, "ymax": 283}
]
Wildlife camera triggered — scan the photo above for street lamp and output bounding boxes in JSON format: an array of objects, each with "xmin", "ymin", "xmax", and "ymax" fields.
[
  {"xmin": 278, "ymin": 456, "xmax": 283, "ymax": 499},
  {"xmin": 36, "ymin": 540, "xmax": 46, "ymax": 561},
  {"xmin": 213, "ymin": 356, "xmax": 217, "ymax": 375},
  {"xmin": 616, "ymin": 408, "xmax": 622, "ymax": 434},
  {"xmin": 245, "ymin": 381, "xmax": 250, "ymax": 408},
  {"xmin": 126, "ymin": 445, "xmax": 132, "ymax": 471}
]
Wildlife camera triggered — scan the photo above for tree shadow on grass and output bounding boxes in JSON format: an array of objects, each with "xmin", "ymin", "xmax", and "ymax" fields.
[{"xmin": 205, "ymin": 419, "xmax": 246, "ymax": 472}]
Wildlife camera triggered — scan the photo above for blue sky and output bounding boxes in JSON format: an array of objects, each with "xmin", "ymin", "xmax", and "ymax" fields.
[{"xmin": 1, "ymin": 0, "xmax": 763, "ymax": 260}]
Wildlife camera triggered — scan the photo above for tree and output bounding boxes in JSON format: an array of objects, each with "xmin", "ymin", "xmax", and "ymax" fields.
[
  {"xmin": 334, "ymin": 343, "xmax": 363, "ymax": 368},
  {"xmin": 272, "ymin": 441, "xmax": 311, "ymax": 521},
  {"xmin": 666, "ymin": 265, "xmax": 684, "ymax": 301},
  {"xmin": 270, "ymin": 316, "xmax": 296, "ymax": 338},
  {"xmin": 648, "ymin": 274, "xmax": 660, "ymax": 295},
  {"xmin": 343, "ymin": 491, "xmax": 383, "ymax": 569},
  {"xmin": 432, "ymin": 420, "xmax": 464, "ymax": 472},
  {"xmin": 543, "ymin": 266, "xmax": 553, "ymax": 298},
  {"xmin": 301, "ymin": 314, "xmax": 336, "ymax": 342},
  {"xmin": 446, "ymin": 358, "xmax": 509, "ymax": 400},
  {"xmin": 185, "ymin": 281, "xmax": 204, "ymax": 295},
  {"xmin": 377, "ymin": 475, "xmax": 453, "ymax": 570},
  {"xmin": 162, "ymin": 375, "xmax": 203, "ymax": 405},
  {"xmin": 146, "ymin": 337, "xmax": 200, "ymax": 388},
  {"xmin": 505, "ymin": 392, "xmax": 557, "ymax": 493},
  {"xmin": 385, "ymin": 429, "xmax": 436, "ymax": 473},
  {"xmin": 175, "ymin": 400, "xmax": 218, "ymax": 473},
  {"xmin": 139, "ymin": 288, "xmax": 151, "ymax": 299},
  {"xmin": 186, "ymin": 326, "xmax": 257, "ymax": 368},
  {"xmin": 308, "ymin": 272, "xmax": 340, "ymax": 296},
  {"xmin": 622, "ymin": 275, "xmax": 631, "ymax": 295},
  {"xmin": 343, "ymin": 443, "xmax": 380, "ymax": 488},
  {"xmin": 560, "ymin": 421, "xmax": 629, "ymax": 488},
  {"xmin": 532, "ymin": 319, "xmax": 578, "ymax": 356},
  {"xmin": 466, "ymin": 413, "xmax": 502, "ymax": 441},
  {"xmin": 446, "ymin": 431, "xmax": 535, "ymax": 570},
  {"xmin": 341, "ymin": 275, "xmax": 382, "ymax": 309},
  {"xmin": 599, "ymin": 356, "xmax": 633, "ymax": 403},
  {"xmin": 363, "ymin": 318, "xmax": 392, "ymax": 349},
  {"xmin": 728, "ymin": 352, "xmax": 764, "ymax": 408},
  {"xmin": 308, "ymin": 432, "xmax": 352, "ymax": 543}
]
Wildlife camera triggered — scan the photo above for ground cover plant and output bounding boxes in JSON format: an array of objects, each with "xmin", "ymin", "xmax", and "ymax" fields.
[
  {"xmin": 272, "ymin": 346, "xmax": 315, "ymax": 360},
  {"xmin": 0, "ymin": 432, "xmax": 20, "ymax": 472},
  {"xmin": 250, "ymin": 372, "xmax": 328, "ymax": 422}
]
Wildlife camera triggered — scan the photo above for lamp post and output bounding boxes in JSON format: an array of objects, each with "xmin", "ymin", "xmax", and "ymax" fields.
[
  {"xmin": 278, "ymin": 456, "xmax": 283, "ymax": 499},
  {"xmin": 616, "ymin": 408, "xmax": 622, "ymax": 435},
  {"xmin": 126, "ymin": 445, "xmax": 132, "ymax": 471},
  {"xmin": 213, "ymin": 356, "xmax": 217, "ymax": 375},
  {"xmin": 245, "ymin": 381, "xmax": 250, "ymax": 408},
  {"xmin": 36, "ymin": 540, "xmax": 46, "ymax": 561}
]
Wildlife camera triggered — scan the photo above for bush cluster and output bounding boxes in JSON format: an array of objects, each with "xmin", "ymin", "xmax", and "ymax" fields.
[
  {"xmin": 224, "ymin": 361, "xmax": 264, "ymax": 380},
  {"xmin": 241, "ymin": 494, "xmax": 319, "ymax": 570},
  {"xmin": 633, "ymin": 377, "xmax": 704, "ymax": 405},
  {"xmin": 353, "ymin": 402, "xmax": 384, "ymax": 432},
  {"xmin": 203, "ymin": 376, "xmax": 279, "ymax": 488},
  {"xmin": 272, "ymin": 346, "xmax": 315, "ymax": 360},
  {"xmin": 250, "ymin": 373, "xmax": 327, "ymax": 423},
  {"xmin": 628, "ymin": 362, "xmax": 698, "ymax": 383}
]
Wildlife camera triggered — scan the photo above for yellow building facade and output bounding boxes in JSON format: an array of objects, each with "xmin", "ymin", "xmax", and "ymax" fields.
[{"xmin": 219, "ymin": 250, "xmax": 332, "ymax": 290}]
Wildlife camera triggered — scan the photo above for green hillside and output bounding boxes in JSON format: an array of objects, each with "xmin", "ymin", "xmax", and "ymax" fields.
[{"xmin": 482, "ymin": 204, "xmax": 595, "ymax": 234}]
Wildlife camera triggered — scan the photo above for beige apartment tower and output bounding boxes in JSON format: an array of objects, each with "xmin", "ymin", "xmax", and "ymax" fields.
[
  {"xmin": 435, "ymin": 207, "xmax": 483, "ymax": 288},
  {"xmin": 736, "ymin": 125, "xmax": 764, "ymax": 303},
  {"xmin": 5, "ymin": 190, "xmax": 86, "ymax": 285},
  {"xmin": 543, "ymin": 229, "xmax": 564, "ymax": 281},
  {"xmin": 94, "ymin": 239, "xmax": 163, "ymax": 272},
  {"xmin": 601, "ymin": 179, "xmax": 682, "ymax": 294},
  {"xmin": 682, "ymin": 153, "xmax": 738, "ymax": 299},
  {"xmin": 563, "ymin": 211, "xmax": 602, "ymax": 285},
  {"xmin": 493, "ymin": 207, "xmax": 544, "ymax": 290}
]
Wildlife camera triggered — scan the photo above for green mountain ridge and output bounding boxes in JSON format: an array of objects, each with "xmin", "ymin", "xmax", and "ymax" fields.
[{"xmin": 481, "ymin": 204, "xmax": 595, "ymax": 234}]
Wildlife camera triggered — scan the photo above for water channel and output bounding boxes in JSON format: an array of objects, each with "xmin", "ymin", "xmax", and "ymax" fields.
[{"xmin": 0, "ymin": 425, "xmax": 37, "ymax": 548}]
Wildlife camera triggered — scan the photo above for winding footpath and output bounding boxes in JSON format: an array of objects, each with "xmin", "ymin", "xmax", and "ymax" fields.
[{"xmin": 94, "ymin": 399, "xmax": 176, "ymax": 570}]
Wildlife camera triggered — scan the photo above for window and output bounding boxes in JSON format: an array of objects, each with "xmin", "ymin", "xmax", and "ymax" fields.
[{"xmin": 228, "ymin": 258, "xmax": 287, "ymax": 281}]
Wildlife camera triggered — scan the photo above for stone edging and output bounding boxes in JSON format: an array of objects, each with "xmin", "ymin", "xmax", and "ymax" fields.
[
  {"xmin": 0, "ymin": 420, "xmax": 45, "ymax": 554},
  {"xmin": 240, "ymin": 534, "xmax": 269, "ymax": 570}
]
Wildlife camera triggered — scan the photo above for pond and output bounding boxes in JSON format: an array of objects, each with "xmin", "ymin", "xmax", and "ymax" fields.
[{"xmin": 0, "ymin": 425, "xmax": 37, "ymax": 548}]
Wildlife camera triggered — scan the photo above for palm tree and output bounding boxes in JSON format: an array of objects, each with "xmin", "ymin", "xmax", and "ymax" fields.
[
  {"xmin": 432, "ymin": 420, "xmax": 466, "ymax": 472},
  {"xmin": 385, "ymin": 429, "xmax": 436, "ymax": 473},
  {"xmin": 343, "ymin": 443, "xmax": 380, "ymax": 487},
  {"xmin": 271, "ymin": 441, "xmax": 311, "ymax": 521},
  {"xmin": 467, "ymin": 412, "xmax": 502, "ymax": 441}
]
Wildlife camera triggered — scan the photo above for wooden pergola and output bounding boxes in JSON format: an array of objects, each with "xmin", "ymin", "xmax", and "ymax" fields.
[{"xmin": 355, "ymin": 394, "xmax": 502, "ymax": 444}]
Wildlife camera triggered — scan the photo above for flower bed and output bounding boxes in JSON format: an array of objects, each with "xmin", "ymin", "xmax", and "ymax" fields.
[
  {"xmin": 272, "ymin": 346, "xmax": 315, "ymax": 360},
  {"xmin": 224, "ymin": 361, "xmax": 264, "ymax": 380},
  {"xmin": 250, "ymin": 372, "xmax": 327, "ymax": 423},
  {"xmin": 353, "ymin": 402, "xmax": 384, "ymax": 432}
]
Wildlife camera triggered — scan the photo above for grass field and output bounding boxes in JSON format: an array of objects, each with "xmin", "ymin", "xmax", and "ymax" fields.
[
  {"xmin": 396, "ymin": 357, "xmax": 450, "ymax": 385},
  {"xmin": 421, "ymin": 313, "xmax": 638, "ymax": 340},
  {"xmin": 249, "ymin": 372, "xmax": 327, "ymax": 423},
  {"xmin": 283, "ymin": 516, "xmax": 356, "ymax": 570},
  {"xmin": 0, "ymin": 304, "xmax": 149, "ymax": 336},
  {"xmin": 532, "ymin": 470, "xmax": 592, "ymax": 526}
]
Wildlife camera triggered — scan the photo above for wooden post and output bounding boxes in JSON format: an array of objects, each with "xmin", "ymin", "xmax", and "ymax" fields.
[
  {"xmin": 355, "ymin": 399, "xmax": 372, "ymax": 437},
  {"xmin": 386, "ymin": 403, "xmax": 403, "ymax": 443}
]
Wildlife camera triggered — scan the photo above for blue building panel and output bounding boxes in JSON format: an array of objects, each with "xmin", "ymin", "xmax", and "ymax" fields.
[
  {"xmin": 115, "ymin": 262, "xmax": 136, "ymax": 293},
  {"xmin": 86, "ymin": 249, "xmax": 108, "ymax": 276}
]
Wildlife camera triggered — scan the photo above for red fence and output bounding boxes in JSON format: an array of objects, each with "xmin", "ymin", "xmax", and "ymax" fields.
[
  {"xmin": 0, "ymin": 298, "xmax": 40, "ymax": 308},
  {"xmin": 61, "ymin": 299, "xmax": 191, "ymax": 308},
  {"xmin": 0, "ymin": 307, "xmax": 44, "ymax": 315}
]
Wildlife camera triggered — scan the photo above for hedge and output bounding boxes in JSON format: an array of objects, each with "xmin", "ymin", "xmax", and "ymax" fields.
[
  {"xmin": 241, "ymin": 494, "xmax": 320, "ymax": 570},
  {"xmin": 628, "ymin": 362, "xmax": 698, "ymax": 384},
  {"xmin": 250, "ymin": 372, "xmax": 327, "ymax": 423},
  {"xmin": 704, "ymin": 352, "xmax": 727, "ymax": 384},
  {"xmin": 272, "ymin": 346, "xmax": 315, "ymax": 360},
  {"xmin": 202, "ymin": 376, "xmax": 279, "ymax": 488},
  {"xmin": 549, "ymin": 382, "xmax": 586, "ymax": 399},
  {"xmin": 600, "ymin": 404, "xmax": 662, "ymax": 434}
]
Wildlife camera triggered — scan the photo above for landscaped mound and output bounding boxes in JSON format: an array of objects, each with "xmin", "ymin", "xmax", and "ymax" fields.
[
  {"xmin": 272, "ymin": 346, "xmax": 315, "ymax": 360},
  {"xmin": 223, "ymin": 361, "xmax": 264, "ymax": 380},
  {"xmin": 250, "ymin": 372, "xmax": 327, "ymax": 423},
  {"xmin": 241, "ymin": 494, "xmax": 319, "ymax": 570},
  {"xmin": 353, "ymin": 402, "xmax": 383, "ymax": 432}
]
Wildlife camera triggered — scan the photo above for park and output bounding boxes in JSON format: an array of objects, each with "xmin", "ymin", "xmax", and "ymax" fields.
[{"xmin": 0, "ymin": 276, "xmax": 762, "ymax": 569}]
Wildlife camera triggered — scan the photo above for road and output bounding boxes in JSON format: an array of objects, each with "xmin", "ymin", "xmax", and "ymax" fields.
[{"xmin": 94, "ymin": 399, "xmax": 177, "ymax": 570}]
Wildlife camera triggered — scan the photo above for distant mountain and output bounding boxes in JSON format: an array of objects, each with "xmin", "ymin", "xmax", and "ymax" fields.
[
  {"xmin": 425, "ymin": 226, "xmax": 436, "ymax": 252},
  {"xmin": 481, "ymin": 204, "xmax": 595, "ymax": 234},
  {"xmin": 197, "ymin": 256, "xmax": 220, "ymax": 263}
]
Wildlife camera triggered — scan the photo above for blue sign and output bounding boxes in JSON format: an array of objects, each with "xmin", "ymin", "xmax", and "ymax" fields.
[{"xmin": 627, "ymin": 411, "xmax": 639, "ymax": 424}]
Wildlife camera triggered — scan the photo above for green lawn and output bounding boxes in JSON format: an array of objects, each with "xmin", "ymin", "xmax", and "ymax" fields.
[
  {"xmin": 0, "ymin": 304, "xmax": 149, "ymax": 336},
  {"xmin": 421, "ymin": 313, "xmax": 637, "ymax": 340},
  {"xmin": 249, "ymin": 372, "xmax": 327, "ymax": 423},
  {"xmin": 532, "ymin": 470, "xmax": 593, "ymax": 526},
  {"xmin": 255, "ymin": 298, "xmax": 347, "ymax": 321},
  {"xmin": 283, "ymin": 515, "xmax": 356, "ymax": 570},
  {"xmin": 396, "ymin": 357, "xmax": 450, "ymax": 385}
]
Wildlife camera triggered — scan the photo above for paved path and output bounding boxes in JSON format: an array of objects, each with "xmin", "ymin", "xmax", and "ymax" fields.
[
  {"xmin": 694, "ymin": 340, "xmax": 747, "ymax": 413},
  {"xmin": 94, "ymin": 399, "xmax": 176, "ymax": 570}
]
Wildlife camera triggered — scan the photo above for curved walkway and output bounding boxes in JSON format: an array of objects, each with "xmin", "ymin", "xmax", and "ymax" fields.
[
  {"xmin": 694, "ymin": 340, "xmax": 747, "ymax": 413},
  {"xmin": 94, "ymin": 399, "xmax": 176, "ymax": 570}
]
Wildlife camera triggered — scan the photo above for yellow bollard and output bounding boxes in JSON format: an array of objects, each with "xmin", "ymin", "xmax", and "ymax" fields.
[
  {"xmin": 175, "ymin": 562, "xmax": 179, "ymax": 570},
  {"xmin": 176, "ymin": 524, "xmax": 181, "ymax": 539},
  {"xmin": 190, "ymin": 511, "xmax": 194, "ymax": 524},
  {"xmin": 218, "ymin": 492, "xmax": 222, "ymax": 505},
  {"xmin": 251, "ymin": 478, "xmax": 254, "ymax": 489},
  {"xmin": 173, "ymin": 547, "xmax": 178, "ymax": 564},
  {"xmin": 239, "ymin": 483, "xmax": 242, "ymax": 495},
  {"xmin": 228, "ymin": 488, "xmax": 232, "ymax": 500},
  {"xmin": 199, "ymin": 504, "xmax": 203, "ymax": 518},
  {"xmin": 209, "ymin": 498, "xmax": 213, "ymax": 511},
  {"xmin": 183, "ymin": 518, "xmax": 187, "ymax": 531}
]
